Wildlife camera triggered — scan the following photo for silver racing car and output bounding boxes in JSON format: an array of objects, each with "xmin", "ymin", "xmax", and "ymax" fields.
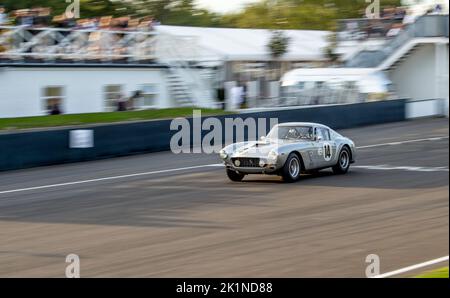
[{"xmin": 219, "ymin": 122, "xmax": 357, "ymax": 182}]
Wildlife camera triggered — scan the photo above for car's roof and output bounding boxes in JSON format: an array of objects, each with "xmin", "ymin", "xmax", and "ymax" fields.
[{"xmin": 276, "ymin": 122, "xmax": 331, "ymax": 129}]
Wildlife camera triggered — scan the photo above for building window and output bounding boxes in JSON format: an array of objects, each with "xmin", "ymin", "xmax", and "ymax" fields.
[
  {"xmin": 42, "ymin": 86, "xmax": 64, "ymax": 115},
  {"xmin": 297, "ymin": 82, "xmax": 305, "ymax": 90},
  {"xmin": 135, "ymin": 84, "xmax": 158, "ymax": 109},
  {"xmin": 315, "ymin": 81, "xmax": 324, "ymax": 89},
  {"xmin": 104, "ymin": 85, "xmax": 123, "ymax": 112}
]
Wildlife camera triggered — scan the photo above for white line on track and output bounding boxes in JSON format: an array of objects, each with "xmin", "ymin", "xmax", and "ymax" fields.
[
  {"xmin": 354, "ymin": 165, "xmax": 449, "ymax": 172},
  {"xmin": 0, "ymin": 164, "xmax": 223, "ymax": 195},
  {"xmin": 357, "ymin": 136, "xmax": 449, "ymax": 149},
  {"xmin": 373, "ymin": 256, "xmax": 449, "ymax": 278},
  {"xmin": 0, "ymin": 135, "xmax": 448, "ymax": 195}
]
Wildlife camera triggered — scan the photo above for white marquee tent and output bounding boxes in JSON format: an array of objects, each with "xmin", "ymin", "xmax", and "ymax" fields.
[{"xmin": 155, "ymin": 25, "xmax": 331, "ymax": 62}]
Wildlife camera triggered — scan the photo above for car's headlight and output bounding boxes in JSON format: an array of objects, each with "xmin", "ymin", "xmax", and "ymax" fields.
[
  {"xmin": 268, "ymin": 150, "xmax": 278, "ymax": 161},
  {"xmin": 219, "ymin": 149, "xmax": 228, "ymax": 159}
]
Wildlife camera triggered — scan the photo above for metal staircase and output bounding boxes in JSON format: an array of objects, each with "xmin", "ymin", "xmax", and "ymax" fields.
[
  {"xmin": 154, "ymin": 32, "xmax": 224, "ymax": 108},
  {"xmin": 166, "ymin": 70, "xmax": 193, "ymax": 106},
  {"xmin": 345, "ymin": 15, "xmax": 449, "ymax": 70}
]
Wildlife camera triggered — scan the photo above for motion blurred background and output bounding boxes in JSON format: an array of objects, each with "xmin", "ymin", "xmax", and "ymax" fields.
[{"xmin": 0, "ymin": 0, "xmax": 448, "ymax": 120}]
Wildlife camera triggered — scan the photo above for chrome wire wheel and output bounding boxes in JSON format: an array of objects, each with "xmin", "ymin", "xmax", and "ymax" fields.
[
  {"xmin": 333, "ymin": 148, "xmax": 351, "ymax": 175},
  {"xmin": 340, "ymin": 150, "xmax": 349, "ymax": 169},
  {"xmin": 282, "ymin": 153, "xmax": 302, "ymax": 182},
  {"xmin": 289, "ymin": 157, "xmax": 300, "ymax": 178}
]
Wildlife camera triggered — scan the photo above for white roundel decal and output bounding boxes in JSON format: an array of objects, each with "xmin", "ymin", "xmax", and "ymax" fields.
[{"xmin": 323, "ymin": 142, "xmax": 332, "ymax": 161}]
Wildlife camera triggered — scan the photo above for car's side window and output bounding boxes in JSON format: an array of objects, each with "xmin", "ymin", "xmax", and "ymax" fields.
[
  {"xmin": 321, "ymin": 128, "xmax": 331, "ymax": 141},
  {"xmin": 315, "ymin": 127, "xmax": 324, "ymax": 140},
  {"xmin": 316, "ymin": 128, "xmax": 330, "ymax": 141}
]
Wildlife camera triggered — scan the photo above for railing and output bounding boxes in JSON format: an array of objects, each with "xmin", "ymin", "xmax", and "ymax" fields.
[
  {"xmin": 0, "ymin": 25, "xmax": 224, "ymax": 109},
  {"xmin": 346, "ymin": 15, "xmax": 449, "ymax": 68},
  {"xmin": 257, "ymin": 87, "xmax": 386, "ymax": 108},
  {"xmin": 154, "ymin": 32, "xmax": 224, "ymax": 108},
  {"xmin": 338, "ymin": 18, "xmax": 404, "ymax": 41},
  {"xmin": 0, "ymin": 26, "xmax": 157, "ymax": 63}
]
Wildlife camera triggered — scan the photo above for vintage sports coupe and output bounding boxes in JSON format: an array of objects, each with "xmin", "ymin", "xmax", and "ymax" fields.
[{"xmin": 219, "ymin": 122, "xmax": 357, "ymax": 182}]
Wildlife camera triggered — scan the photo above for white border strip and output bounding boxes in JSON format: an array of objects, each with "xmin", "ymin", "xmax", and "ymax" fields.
[{"xmin": 373, "ymin": 256, "xmax": 449, "ymax": 278}]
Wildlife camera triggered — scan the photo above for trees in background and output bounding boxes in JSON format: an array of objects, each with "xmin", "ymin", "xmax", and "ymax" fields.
[
  {"xmin": 267, "ymin": 30, "xmax": 290, "ymax": 58},
  {"xmin": 223, "ymin": 0, "xmax": 402, "ymax": 30},
  {"xmin": 1, "ymin": 0, "xmax": 403, "ymax": 30},
  {"xmin": 131, "ymin": 0, "xmax": 222, "ymax": 26},
  {"xmin": 222, "ymin": 0, "xmax": 337, "ymax": 30}
]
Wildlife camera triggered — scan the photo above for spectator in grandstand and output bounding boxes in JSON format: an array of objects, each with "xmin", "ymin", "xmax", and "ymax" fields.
[
  {"xmin": 98, "ymin": 16, "xmax": 112, "ymax": 29},
  {"xmin": 76, "ymin": 18, "xmax": 99, "ymax": 30},
  {"xmin": 127, "ymin": 18, "xmax": 140, "ymax": 31},
  {"xmin": 32, "ymin": 7, "xmax": 52, "ymax": 27},
  {"xmin": 111, "ymin": 17, "xmax": 129, "ymax": 30},
  {"xmin": 402, "ymin": 9, "xmax": 417, "ymax": 25},
  {"xmin": 394, "ymin": 7, "xmax": 407, "ymax": 20},
  {"xmin": 381, "ymin": 7, "xmax": 396, "ymax": 19},
  {"xmin": 52, "ymin": 12, "xmax": 77, "ymax": 28},
  {"xmin": 386, "ymin": 23, "xmax": 403, "ymax": 38},
  {"xmin": 14, "ymin": 9, "xmax": 33, "ymax": 26},
  {"xmin": 430, "ymin": 4, "xmax": 443, "ymax": 14},
  {"xmin": 11, "ymin": 7, "xmax": 52, "ymax": 27},
  {"xmin": 138, "ymin": 16, "xmax": 155, "ymax": 31}
]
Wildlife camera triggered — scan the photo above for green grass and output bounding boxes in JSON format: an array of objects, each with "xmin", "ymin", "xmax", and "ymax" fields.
[
  {"xmin": 0, "ymin": 108, "xmax": 230, "ymax": 131},
  {"xmin": 415, "ymin": 267, "xmax": 449, "ymax": 278}
]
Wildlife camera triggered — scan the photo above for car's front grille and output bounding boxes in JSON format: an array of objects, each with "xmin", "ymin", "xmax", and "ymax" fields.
[{"xmin": 231, "ymin": 158, "xmax": 260, "ymax": 168}]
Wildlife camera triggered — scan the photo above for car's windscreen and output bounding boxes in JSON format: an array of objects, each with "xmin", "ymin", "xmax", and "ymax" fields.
[{"xmin": 267, "ymin": 126, "xmax": 313, "ymax": 141}]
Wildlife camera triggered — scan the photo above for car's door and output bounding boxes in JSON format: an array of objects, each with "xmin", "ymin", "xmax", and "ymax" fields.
[
  {"xmin": 310, "ymin": 127, "xmax": 325, "ymax": 169},
  {"xmin": 295, "ymin": 126, "xmax": 319, "ymax": 170},
  {"xmin": 313, "ymin": 127, "xmax": 337, "ymax": 168},
  {"xmin": 321, "ymin": 128, "xmax": 338, "ymax": 167}
]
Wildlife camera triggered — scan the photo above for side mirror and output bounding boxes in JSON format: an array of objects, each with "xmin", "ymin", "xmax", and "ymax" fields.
[
  {"xmin": 316, "ymin": 135, "xmax": 323, "ymax": 142},
  {"xmin": 260, "ymin": 136, "xmax": 266, "ymax": 141}
]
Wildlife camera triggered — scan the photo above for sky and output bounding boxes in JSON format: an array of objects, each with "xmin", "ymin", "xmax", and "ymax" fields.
[{"xmin": 195, "ymin": 0, "xmax": 261, "ymax": 13}]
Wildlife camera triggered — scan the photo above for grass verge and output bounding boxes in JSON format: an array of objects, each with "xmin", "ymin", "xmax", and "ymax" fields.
[
  {"xmin": 415, "ymin": 267, "xmax": 449, "ymax": 278},
  {"xmin": 0, "ymin": 108, "xmax": 230, "ymax": 131}
]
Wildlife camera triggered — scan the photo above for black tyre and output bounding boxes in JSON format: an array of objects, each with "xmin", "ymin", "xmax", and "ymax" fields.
[
  {"xmin": 226, "ymin": 169, "xmax": 245, "ymax": 182},
  {"xmin": 281, "ymin": 153, "xmax": 302, "ymax": 182},
  {"xmin": 333, "ymin": 147, "xmax": 351, "ymax": 174}
]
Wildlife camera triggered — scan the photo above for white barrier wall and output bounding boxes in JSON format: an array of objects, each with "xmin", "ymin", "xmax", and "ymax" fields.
[
  {"xmin": 405, "ymin": 98, "xmax": 446, "ymax": 119},
  {"xmin": 389, "ymin": 43, "xmax": 449, "ymax": 114},
  {"xmin": 0, "ymin": 66, "xmax": 171, "ymax": 118}
]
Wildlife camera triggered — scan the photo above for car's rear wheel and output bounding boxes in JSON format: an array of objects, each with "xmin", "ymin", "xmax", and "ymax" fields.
[
  {"xmin": 226, "ymin": 169, "xmax": 245, "ymax": 182},
  {"xmin": 282, "ymin": 153, "xmax": 302, "ymax": 182},
  {"xmin": 333, "ymin": 147, "xmax": 351, "ymax": 174}
]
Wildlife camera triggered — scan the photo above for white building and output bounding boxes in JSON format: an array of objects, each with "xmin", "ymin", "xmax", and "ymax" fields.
[
  {"xmin": 0, "ymin": 66, "xmax": 171, "ymax": 117},
  {"xmin": 0, "ymin": 25, "xmax": 330, "ymax": 118},
  {"xmin": 344, "ymin": 14, "xmax": 449, "ymax": 115}
]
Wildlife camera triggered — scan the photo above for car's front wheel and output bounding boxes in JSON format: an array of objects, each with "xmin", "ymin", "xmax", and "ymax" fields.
[
  {"xmin": 281, "ymin": 153, "xmax": 302, "ymax": 182},
  {"xmin": 226, "ymin": 169, "xmax": 245, "ymax": 182},
  {"xmin": 333, "ymin": 147, "xmax": 351, "ymax": 174}
]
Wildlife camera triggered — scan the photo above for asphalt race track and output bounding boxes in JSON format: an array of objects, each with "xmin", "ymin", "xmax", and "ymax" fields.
[{"xmin": 0, "ymin": 118, "xmax": 448, "ymax": 277}]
